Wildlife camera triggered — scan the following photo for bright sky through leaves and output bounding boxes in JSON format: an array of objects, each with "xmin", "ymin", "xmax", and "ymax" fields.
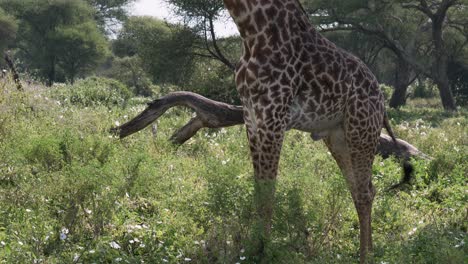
[{"xmin": 130, "ymin": 0, "xmax": 239, "ymax": 37}]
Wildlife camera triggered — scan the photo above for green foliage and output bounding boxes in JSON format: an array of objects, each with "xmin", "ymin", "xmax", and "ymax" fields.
[
  {"xmin": 114, "ymin": 16, "xmax": 196, "ymax": 85},
  {"xmin": 102, "ymin": 56, "xmax": 155, "ymax": 96},
  {"xmin": 0, "ymin": 7, "xmax": 17, "ymax": 55},
  {"xmin": 0, "ymin": 80, "xmax": 466, "ymax": 262},
  {"xmin": 187, "ymin": 58, "xmax": 239, "ymax": 103},
  {"xmin": 85, "ymin": 0, "xmax": 135, "ymax": 33},
  {"xmin": 1, "ymin": 0, "xmax": 108, "ymax": 84},
  {"xmin": 48, "ymin": 77, "xmax": 132, "ymax": 107},
  {"xmin": 53, "ymin": 22, "xmax": 109, "ymax": 83}
]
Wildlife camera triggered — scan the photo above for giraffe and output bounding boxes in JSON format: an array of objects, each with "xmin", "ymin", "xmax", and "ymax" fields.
[{"xmin": 222, "ymin": 0, "xmax": 400, "ymax": 262}]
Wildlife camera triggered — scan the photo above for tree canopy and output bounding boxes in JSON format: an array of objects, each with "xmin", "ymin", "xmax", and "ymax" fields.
[
  {"xmin": 114, "ymin": 16, "xmax": 196, "ymax": 85},
  {"xmin": 0, "ymin": 7, "xmax": 18, "ymax": 60},
  {"xmin": 1, "ymin": 0, "xmax": 108, "ymax": 84}
]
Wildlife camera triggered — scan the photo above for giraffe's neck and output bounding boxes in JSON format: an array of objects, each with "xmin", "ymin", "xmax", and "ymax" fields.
[{"xmin": 223, "ymin": 0, "xmax": 309, "ymax": 39}]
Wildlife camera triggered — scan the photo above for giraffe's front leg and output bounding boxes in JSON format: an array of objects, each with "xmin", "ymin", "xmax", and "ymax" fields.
[{"xmin": 243, "ymin": 106, "xmax": 287, "ymax": 259}]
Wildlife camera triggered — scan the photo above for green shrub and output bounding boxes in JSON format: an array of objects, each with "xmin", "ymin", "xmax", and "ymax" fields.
[
  {"xmin": 379, "ymin": 84, "xmax": 393, "ymax": 101},
  {"xmin": 49, "ymin": 77, "xmax": 132, "ymax": 108}
]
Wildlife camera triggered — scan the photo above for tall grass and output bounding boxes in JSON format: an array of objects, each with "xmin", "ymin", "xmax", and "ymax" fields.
[{"xmin": 0, "ymin": 78, "xmax": 466, "ymax": 263}]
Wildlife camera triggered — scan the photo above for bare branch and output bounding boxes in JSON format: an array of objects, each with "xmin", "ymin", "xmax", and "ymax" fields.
[
  {"xmin": 111, "ymin": 92, "xmax": 430, "ymax": 160},
  {"xmin": 208, "ymin": 16, "xmax": 236, "ymax": 70},
  {"xmin": 111, "ymin": 91, "xmax": 243, "ymax": 142}
]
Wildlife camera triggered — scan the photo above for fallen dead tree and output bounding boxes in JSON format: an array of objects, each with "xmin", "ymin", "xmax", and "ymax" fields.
[{"xmin": 111, "ymin": 91, "xmax": 430, "ymax": 161}]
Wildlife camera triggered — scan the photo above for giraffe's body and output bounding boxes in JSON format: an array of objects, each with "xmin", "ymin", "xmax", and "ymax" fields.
[{"xmin": 223, "ymin": 0, "xmax": 385, "ymax": 262}]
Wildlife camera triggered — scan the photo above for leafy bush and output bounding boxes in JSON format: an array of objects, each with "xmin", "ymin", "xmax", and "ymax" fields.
[
  {"xmin": 379, "ymin": 83, "xmax": 393, "ymax": 101},
  {"xmin": 49, "ymin": 77, "xmax": 132, "ymax": 107}
]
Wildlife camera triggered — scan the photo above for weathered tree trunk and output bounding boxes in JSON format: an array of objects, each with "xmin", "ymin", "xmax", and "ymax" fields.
[
  {"xmin": 390, "ymin": 57, "xmax": 411, "ymax": 108},
  {"xmin": 111, "ymin": 92, "xmax": 429, "ymax": 161}
]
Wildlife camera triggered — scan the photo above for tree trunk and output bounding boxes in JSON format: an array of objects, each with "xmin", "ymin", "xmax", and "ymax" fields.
[
  {"xmin": 433, "ymin": 55, "xmax": 456, "ymax": 110},
  {"xmin": 390, "ymin": 57, "xmax": 411, "ymax": 108},
  {"xmin": 431, "ymin": 8, "xmax": 456, "ymax": 111},
  {"xmin": 47, "ymin": 57, "xmax": 56, "ymax": 87}
]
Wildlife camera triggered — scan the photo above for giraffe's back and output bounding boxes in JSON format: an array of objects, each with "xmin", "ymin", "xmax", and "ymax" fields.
[{"xmin": 286, "ymin": 29, "xmax": 384, "ymax": 140}]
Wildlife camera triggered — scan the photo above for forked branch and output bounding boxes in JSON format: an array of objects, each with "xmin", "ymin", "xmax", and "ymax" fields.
[{"xmin": 111, "ymin": 91, "xmax": 429, "ymax": 160}]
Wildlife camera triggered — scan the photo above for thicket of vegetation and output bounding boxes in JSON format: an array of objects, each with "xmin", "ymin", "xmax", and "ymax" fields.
[
  {"xmin": 0, "ymin": 74, "xmax": 466, "ymax": 263},
  {"xmin": 1, "ymin": 0, "xmax": 467, "ymax": 263}
]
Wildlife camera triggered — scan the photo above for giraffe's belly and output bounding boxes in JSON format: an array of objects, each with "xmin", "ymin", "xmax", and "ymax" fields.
[{"xmin": 286, "ymin": 99, "xmax": 344, "ymax": 141}]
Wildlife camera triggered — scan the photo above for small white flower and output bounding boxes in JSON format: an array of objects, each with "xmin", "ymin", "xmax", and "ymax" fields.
[
  {"xmin": 240, "ymin": 256, "xmax": 246, "ymax": 260},
  {"xmin": 0, "ymin": 241, "xmax": 5, "ymax": 246},
  {"xmin": 110, "ymin": 241, "xmax": 121, "ymax": 249},
  {"xmin": 408, "ymin": 227, "xmax": 418, "ymax": 236},
  {"xmin": 221, "ymin": 160, "xmax": 227, "ymax": 165},
  {"xmin": 162, "ymin": 259, "xmax": 168, "ymax": 263},
  {"xmin": 61, "ymin": 227, "xmax": 69, "ymax": 234},
  {"xmin": 115, "ymin": 257, "xmax": 122, "ymax": 262},
  {"xmin": 240, "ymin": 248, "xmax": 245, "ymax": 253},
  {"xmin": 115, "ymin": 121, "xmax": 120, "ymax": 126},
  {"xmin": 139, "ymin": 243, "xmax": 146, "ymax": 248},
  {"xmin": 129, "ymin": 240, "xmax": 134, "ymax": 244},
  {"xmin": 73, "ymin": 254, "xmax": 80, "ymax": 262},
  {"xmin": 89, "ymin": 250, "xmax": 95, "ymax": 254},
  {"xmin": 26, "ymin": 209, "xmax": 32, "ymax": 212},
  {"xmin": 184, "ymin": 258, "xmax": 192, "ymax": 262},
  {"xmin": 455, "ymin": 242, "xmax": 464, "ymax": 248},
  {"xmin": 84, "ymin": 208, "xmax": 92, "ymax": 214},
  {"xmin": 18, "ymin": 241, "xmax": 23, "ymax": 246}
]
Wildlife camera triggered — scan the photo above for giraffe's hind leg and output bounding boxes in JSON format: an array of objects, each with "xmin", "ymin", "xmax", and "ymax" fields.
[{"xmin": 324, "ymin": 127, "xmax": 377, "ymax": 263}]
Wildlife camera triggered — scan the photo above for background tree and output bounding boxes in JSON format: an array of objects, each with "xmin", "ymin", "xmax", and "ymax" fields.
[
  {"xmin": 53, "ymin": 22, "xmax": 108, "ymax": 83},
  {"xmin": 0, "ymin": 7, "xmax": 18, "ymax": 67},
  {"xmin": 304, "ymin": 0, "xmax": 468, "ymax": 110},
  {"xmin": 167, "ymin": 0, "xmax": 238, "ymax": 70},
  {"xmin": 86, "ymin": 0, "xmax": 136, "ymax": 34},
  {"xmin": 1, "ymin": 0, "xmax": 108, "ymax": 85},
  {"xmin": 399, "ymin": 0, "xmax": 466, "ymax": 110},
  {"xmin": 0, "ymin": 8, "xmax": 17, "ymax": 49},
  {"xmin": 114, "ymin": 16, "xmax": 196, "ymax": 86},
  {"xmin": 304, "ymin": 0, "xmax": 430, "ymax": 108}
]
